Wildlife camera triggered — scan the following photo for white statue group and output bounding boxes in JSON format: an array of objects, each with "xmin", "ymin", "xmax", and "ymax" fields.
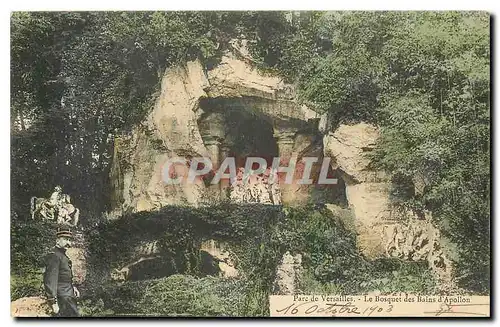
[
  {"xmin": 30, "ymin": 186, "xmax": 80, "ymax": 226},
  {"xmin": 230, "ymin": 168, "xmax": 282, "ymax": 205}
]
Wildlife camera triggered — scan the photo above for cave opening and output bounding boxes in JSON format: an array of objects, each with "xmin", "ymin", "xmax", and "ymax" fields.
[
  {"xmin": 226, "ymin": 108, "xmax": 279, "ymax": 168},
  {"xmin": 198, "ymin": 97, "xmax": 279, "ymax": 169},
  {"xmin": 197, "ymin": 96, "xmax": 348, "ymax": 208}
]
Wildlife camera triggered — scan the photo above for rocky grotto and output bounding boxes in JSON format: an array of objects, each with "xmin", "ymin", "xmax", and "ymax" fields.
[{"xmin": 12, "ymin": 42, "xmax": 457, "ymax": 317}]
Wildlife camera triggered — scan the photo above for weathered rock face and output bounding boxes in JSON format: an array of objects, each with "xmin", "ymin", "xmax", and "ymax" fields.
[
  {"xmin": 383, "ymin": 214, "xmax": 455, "ymax": 288},
  {"xmin": 110, "ymin": 60, "xmax": 210, "ymax": 215},
  {"xmin": 67, "ymin": 247, "xmax": 86, "ymax": 285},
  {"xmin": 324, "ymin": 123, "xmax": 390, "ymax": 258},
  {"xmin": 323, "ymin": 123, "xmax": 454, "ymax": 286},
  {"xmin": 110, "ymin": 51, "xmax": 322, "ymax": 215},
  {"xmin": 273, "ymin": 251, "xmax": 302, "ymax": 295},
  {"xmin": 110, "ymin": 240, "xmax": 162, "ymax": 282},
  {"xmin": 200, "ymin": 239, "xmax": 238, "ymax": 278},
  {"xmin": 323, "ymin": 123, "xmax": 390, "ymax": 184},
  {"xmin": 109, "ymin": 47, "xmax": 453, "ymax": 287},
  {"xmin": 207, "ymin": 53, "xmax": 291, "ymax": 101}
]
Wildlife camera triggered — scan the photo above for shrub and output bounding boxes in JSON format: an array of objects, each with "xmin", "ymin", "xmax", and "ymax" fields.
[{"xmin": 82, "ymin": 275, "xmax": 246, "ymax": 317}]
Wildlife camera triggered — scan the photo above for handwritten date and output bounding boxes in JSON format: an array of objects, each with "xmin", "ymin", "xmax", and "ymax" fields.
[{"xmin": 275, "ymin": 301, "xmax": 393, "ymax": 316}]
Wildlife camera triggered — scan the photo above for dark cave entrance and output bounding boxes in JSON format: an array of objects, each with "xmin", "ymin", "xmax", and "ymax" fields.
[
  {"xmin": 198, "ymin": 97, "xmax": 279, "ymax": 169},
  {"xmin": 197, "ymin": 96, "xmax": 348, "ymax": 208}
]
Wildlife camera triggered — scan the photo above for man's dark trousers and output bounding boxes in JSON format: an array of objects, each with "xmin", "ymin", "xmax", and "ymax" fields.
[{"xmin": 56, "ymin": 296, "xmax": 79, "ymax": 317}]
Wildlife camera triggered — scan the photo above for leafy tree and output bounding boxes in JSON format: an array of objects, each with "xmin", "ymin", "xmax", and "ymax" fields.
[
  {"xmin": 10, "ymin": 11, "xmax": 249, "ymax": 220},
  {"xmin": 246, "ymin": 11, "xmax": 490, "ymax": 293}
]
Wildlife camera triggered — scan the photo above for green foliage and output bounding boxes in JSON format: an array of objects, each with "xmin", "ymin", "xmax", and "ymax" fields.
[
  {"xmin": 84, "ymin": 202, "xmax": 282, "ymax": 316},
  {"xmin": 79, "ymin": 298, "xmax": 115, "ymax": 317},
  {"xmin": 359, "ymin": 259, "xmax": 436, "ymax": 294},
  {"xmin": 82, "ymin": 203, "xmax": 435, "ymax": 316},
  {"xmin": 246, "ymin": 11, "xmax": 389, "ymax": 123},
  {"xmin": 11, "ymin": 219, "xmax": 57, "ymax": 300},
  {"xmin": 138, "ymin": 275, "xmax": 245, "ymax": 316},
  {"xmin": 13, "ymin": 202, "xmax": 436, "ymax": 313},
  {"xmin": 275, "ymin": 207, "xmax": 367, "ymax": 283},
  {"xmin": 368, "ymin": 13, "xmax": 490, "ymax": 293},
  {"xmin": 82, "ymin": 275, "xmax": 246, "ymax": 317},
  {"xmin": 11, "ymin": 272, "xmax": 44, "ymax": 301},
  {"xmin": 279, "ymin": 206, "xmax": 435, "ymax": 295},
  {"xmin": 297, "ymin": 260, "xmax": 435, "ymax": 296},
  {"xmin": 247, "ymin": 11, "xmax": 490, "ymax": 294},
  {"xmin": 10, "ymin": 11, "xmax": 250, "ymax": 221}
]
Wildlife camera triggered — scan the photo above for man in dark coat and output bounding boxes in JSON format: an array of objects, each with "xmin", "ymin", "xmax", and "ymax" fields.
[{"xmin": 43, "ymin": 228, "xmax": 80, "ymax": 317}]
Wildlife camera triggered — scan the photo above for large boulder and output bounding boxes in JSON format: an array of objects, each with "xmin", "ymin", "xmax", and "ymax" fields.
[
  {"xmin": 323, "ymin": 123, "xmax": 455, "ymax": 288},
  {"xmin": 200, "ymin": 239, "xmax": 238, "ymax": 278},
  {"xmin": 67, "ymin": 247, "xmax": 87, "ymax": 285},
  {"xmin": 272, "ymin": 251, "xmax": 302, "ymax": 295},
  {"xmin": 110, "ymin": 60, "xmax": 211, "ymax": 215},
  {"xmin": 324, "ymin": 123, "xmax": 391, "ymax": 258},
  {"xmin": 323, "ymin": 123, "xmax": 385, "ymax": 183},
  {"xmin": 11, "ymin": 296, "xmax": 50, "ymax": 317}
]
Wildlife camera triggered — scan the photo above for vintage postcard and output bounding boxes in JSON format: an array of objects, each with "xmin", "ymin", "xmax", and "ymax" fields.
[{"xmin": 10, "ymin": 11, "xmax": 490, "ymax": 318}]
